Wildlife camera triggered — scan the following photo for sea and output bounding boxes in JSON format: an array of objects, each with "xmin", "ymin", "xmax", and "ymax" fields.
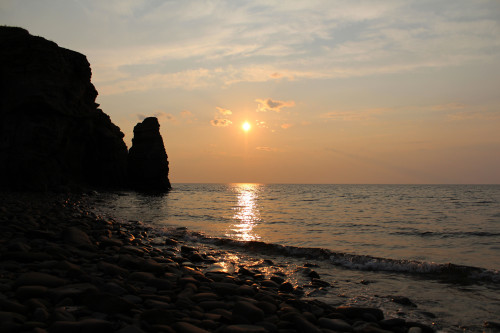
[{"xmin": 90, "ymin": 184, "xmax": 500, "ymax": 332}]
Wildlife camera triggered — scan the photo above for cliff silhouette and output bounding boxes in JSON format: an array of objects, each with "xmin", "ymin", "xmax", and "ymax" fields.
[{"xmin": 0, "ymin": 26, "xmax": 170, "ymax": 191}]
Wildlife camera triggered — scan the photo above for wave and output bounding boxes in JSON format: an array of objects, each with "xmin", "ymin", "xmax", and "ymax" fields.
[
  {"xmin": 162, "ymin": 227, "xmax": 500, "ymax": 284},
  {"xmin": 390, "ymin": 230, "xmax": 500, "ymax": 238}
]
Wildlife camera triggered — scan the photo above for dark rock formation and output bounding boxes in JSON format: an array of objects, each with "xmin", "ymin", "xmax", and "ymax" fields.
[
  {"xmin": 0, "ymin": 26, "xmax": 128, "ymax": 191},
  {"xmin": 128, "ymin": 117, "xmax": 171, "ymax": 192}
]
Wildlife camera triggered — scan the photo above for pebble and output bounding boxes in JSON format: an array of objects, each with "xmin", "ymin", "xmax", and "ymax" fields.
[{"xmin": 0, "ymin": 193, "xmax": 439, "ymax": 333}]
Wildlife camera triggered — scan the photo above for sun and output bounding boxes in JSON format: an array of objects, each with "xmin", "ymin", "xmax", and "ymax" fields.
[{"xmin": 242, "ymin": 121, "xmax": 251, "ymax": 132}]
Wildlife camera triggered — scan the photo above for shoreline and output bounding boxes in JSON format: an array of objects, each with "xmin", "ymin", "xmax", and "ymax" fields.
[{"xmin": 1, "ymin": 192, "xmax": 441, "ymax": 332}]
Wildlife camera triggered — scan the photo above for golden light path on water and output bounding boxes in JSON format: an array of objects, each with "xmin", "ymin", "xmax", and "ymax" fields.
[{"xmin": 228, "ymin": 183, "xmax": 262, "ymax": 242}]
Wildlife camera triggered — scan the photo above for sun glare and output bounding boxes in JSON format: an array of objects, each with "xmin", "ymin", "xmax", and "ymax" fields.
[{"xmin": 242, "ymin": 122, "xmax": 251, "ymax": 132}]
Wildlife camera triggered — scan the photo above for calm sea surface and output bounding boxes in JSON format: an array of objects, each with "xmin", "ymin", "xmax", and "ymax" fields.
[{"xmin": 92, "ymin": 184, "xmax": 500, "ymax": 332}]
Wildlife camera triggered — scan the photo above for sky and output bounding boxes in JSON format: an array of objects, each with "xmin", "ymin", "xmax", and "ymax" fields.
[{"xmin": 2, "ymin": 0, "xmax": 500, "ymax": 184}]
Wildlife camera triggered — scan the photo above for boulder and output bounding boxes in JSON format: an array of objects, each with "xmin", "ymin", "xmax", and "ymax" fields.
[
  {"xmin": 128, "ymin": 117, "xmax": 171, "ymax": 191},
  {"xmin": 0, "ymin": 26, "xmax": 128, "ymax": 191}
]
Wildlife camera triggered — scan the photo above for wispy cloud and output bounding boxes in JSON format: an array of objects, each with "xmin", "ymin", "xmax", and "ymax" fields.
[
  {"xmin": 256, "ymin": 146, "xmax": 278, "ymax": 152},
  {"xmin": 216, "ymin": 107, "xmax": 232, "ymax": 116},
  {"xmin": 281, "ymin": 123, "xmax": 293, "ymax": 129},
  {"xmin": 256, "ymin": 98, "xmax": 295, "ymax": 112},
  {"xmin": 211, "ymin": 106, "xmax": 233, "ymax": 127},
  {"xmin": 210, "ymin": 119, "xmax": 232, "ymax": 127},
  {"xmin": 321, "ymin": 108, "xmax": 388, "ymax": 121}
]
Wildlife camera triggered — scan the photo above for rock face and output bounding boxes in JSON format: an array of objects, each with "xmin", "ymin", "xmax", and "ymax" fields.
[
  {"xmin": 128, "ymin": 117, "xmax": 171, "ymax": 191},
  {"xmin": 0, "ymin": 26, "xmax": 128, "ymax": 191}
]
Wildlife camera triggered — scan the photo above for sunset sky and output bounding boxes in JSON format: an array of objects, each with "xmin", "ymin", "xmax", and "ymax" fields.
[{"xmin": 2, "ymin": 0, "xmax": 500, "ymax": 184}]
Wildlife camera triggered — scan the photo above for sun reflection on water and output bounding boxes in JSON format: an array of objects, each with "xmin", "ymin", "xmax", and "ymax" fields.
[{"xmin": 228, "ymin": 183, "xmax": 262, "ymax": 242}]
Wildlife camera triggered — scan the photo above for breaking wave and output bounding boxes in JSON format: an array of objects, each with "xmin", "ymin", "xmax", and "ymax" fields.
[{"xmin": 165, "ymin": 227, "xmax": 500, "ymax": 284}]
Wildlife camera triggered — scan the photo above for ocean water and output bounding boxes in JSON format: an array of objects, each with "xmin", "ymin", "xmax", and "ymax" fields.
[{"xmin": 91, "ymin": 184, "xmax": 500, "ymax": 332}]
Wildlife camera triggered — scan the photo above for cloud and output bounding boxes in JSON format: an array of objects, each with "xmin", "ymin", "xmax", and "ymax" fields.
[
  {"xmin": 211, "ymin": 106, "xmax": 233, "ymax": 127},
  {"xmin": 429, "ymin": 103, "xmax": 466, "ymax": 111},
  {"xmin": 216, "ymin": 107, "xmax": 232, "ymax": 115},
  {"xmin": 321, "ymin": 108, "xmax": 388, "ymax": 121},
  {"xmin": 256, "ymin": 146, "xmax": 277, "ymax": 152},
  {"xmin": 180, "ymin": 110, "xmax": 193, "ymax": 118},
  {"xmin": 210, "ymin": 119, "xmax": 232, "ymax": 127},
  {"xmin": 281, "ymin": 123, "xmax": 293, "ymax": 129},
  {"xmin": 256, "ymin": 98, "xmax": 295, "ymax": 112},
  {"xmin": 136, "ymin": 112, "xmax": 176, "ymax": 123}
]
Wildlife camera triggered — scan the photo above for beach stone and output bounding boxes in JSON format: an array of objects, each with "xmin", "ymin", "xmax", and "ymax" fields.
[
  {"xmin": 256, "ymin": 301, "xmax": 277, "ymax": 314},
  {"xmin": 82, "ymin": 292, "xmax": 136, "ymax": 314},
  {"xmin": 48, "ymin": 283, "xmax": 99, "ymax": 302},
  {"xmin": 15, "ymin": 286, "xmax": 48, "ymax": 300},
  {"xmin": 16, "ymin": 272, "xmax": 67, "ymax": 288},
  {"xmin": 210, "ymin": 282, "xmax": 239, "ymax": 295},
  {"xmin": 0, "ymin": 298, "xmax": 27, "ymax": 314},
  {"xmin": 390, "ymin": 296, "xmax": 417, "ymax": 307},
  {"xmin": 233, "ymin": 301, "xmax": 265, "ymax": 323},
  {"xmin": 140, "ymin": 308, "xmax": 176, "ymax": 325},
  {"xmin": 353, "ymin": 322, "xmax": 392, "ymax": 333},
  {"xmin": 484, "ymin": 321, "xmax": 500, "ymax": 329},
  {"xmin": 294, "ymin": 316, "xmax": 322, "ymax": 333},
  {"xmin": 33, "ymin": 307, "xmax": 50, "ymax": 322},
  {"xmin": 52, "ymin": 308, "xmax": 76, "ymax": 322},
  {"xmin": 318, "ymin": 318, "xmax": 353, "ymax": 332},
  {"xmin": 149, "ymin": 278, "xmax": 173, "ymax": 290},
  {"xmin": 237, "ymin": 284, "xmax": 256, "ymax": 296},
  {"xmin": 63, "ymin": 227, "xmax": 95, "ymax": 250},
  {"xmin": 379, "ymin": 318, "xmax": 406, "ymax": 329},
  {"xmin": 279, "ymin": 282, "xmax": 294, "ymax": 293},
  {"xmin": 198, "ymin": 301, "xmax": 229, "ymax": 311},
  {"xmin": 223, "ymin": 324, "xmax": 268, "ymax": 333},
  {"xmin": 117, "ymin": 325, "xmax": 147, "ymax": 333},
  {"xmin": 307, "ymin": 270, "xmax": 320, "ymax": 279},
  {"xmin": 49, "ymin": 319, "xmax": 113, "ymax": 333},
  {"xmin": 261, "ymin": 279, "xmax": 279, "ymax": 288},
  {"xmin": 98, "ymin": 261, "xmax": 128, "ymax": 276},
  {"xmin": 191, "ymin": 292, "xmax": 218, "ymax": 302},
  {"xmin": 405, "ymin": 322, "xmax": 435, "ymax": 333},
  {"xmin": 408, "ymin": 327, "xmax": 422, "ymax": 333},
  {"xmin": 0, "ymin": 310, "xmax": 27, "ymax": 323},
  {"xmin": 174, "ymin": 321, "xmax": 210, "ymax": 333},
  {"xmin": 336, "ymin": 306, "xmax": 384, "ymax": 321}
]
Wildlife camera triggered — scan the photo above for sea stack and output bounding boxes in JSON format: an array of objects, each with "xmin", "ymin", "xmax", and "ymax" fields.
[
  {"xmin": 0, "ymin": 26, "xmax": 128, "ymax": 191},
  {"xmin": 128, "ymin": 117, "xmax": 171, "ymax": 192}
]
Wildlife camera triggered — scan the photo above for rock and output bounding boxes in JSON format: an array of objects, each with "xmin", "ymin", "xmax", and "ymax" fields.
[
  {"xmin": 0, "ymin": 26, "xmax": 128, "ymax": 191},
  {"xmin": 173, "ymin": 322, "xmax": 210, "ymax": 333},
  {"xmin": 317, "ymin": 318, "xmax": 353, "ymax": 332},
  {"xmin": 232, "ymin": 301, "xmax": 265, "ymax": 323},
  {"xmin": 62, "ymin": 227, "xmax": 95, "ymax": 250},
  {"xmin": 140, "ymin": 309, "xmax": 176, "ymax": 326},
  {"xmin": 335, "ymin": 306, "xmax": 384, "ymax": 321},
  {"xmin": 82, "ymin": 292, "xmax": 136, "ymax": 314},
  {"xmin": 408, "ymin": 327, "xmax": 422, "ymax": 333},
  {"xmin": 127, "ymin": 117, "xmax": 171, "ymax": 191},
  {"xmin": 222, "ymin": 324, "xmax": 268, "ymax": 333},
  {"xmin": 294, "ymin": 315, "xmax": 322, "ymax": 333},
  {"xmin": 390, "ymin": 296, "xmax": 417, "ymax": 307},
  {"xmin": 15, "ymin": 286, "xmax": 48, "ymax": 300},
  {"xmin": 117, "ymin": 325, "xmax": 147, "ymax": 333},
  {"xmin": 49, "ymin": 319, "xmax": 113, "ymax": 333},
  {"xmin": 279, "ymin": 282, "xmax": 294, "ymax": 293}
]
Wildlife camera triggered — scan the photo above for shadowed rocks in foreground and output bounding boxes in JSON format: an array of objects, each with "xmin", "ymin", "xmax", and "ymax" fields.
[{"xmin": 128, "ymin": 117, "xmax": 171, "ymax": 192}]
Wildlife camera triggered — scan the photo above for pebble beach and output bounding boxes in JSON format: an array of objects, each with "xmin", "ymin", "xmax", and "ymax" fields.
[{"xmin": 0, "ymin": 192, "xmax": 441, "ymax": 333}]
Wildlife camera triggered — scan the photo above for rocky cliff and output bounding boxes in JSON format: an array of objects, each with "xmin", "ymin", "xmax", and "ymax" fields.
[
  {"xmin": 128, "ymin": 117, "xmax": 171, "ymax": 192},
  {"xmin": 0, "ymin": 26, "xmax": 128, "ymax": 191}
]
